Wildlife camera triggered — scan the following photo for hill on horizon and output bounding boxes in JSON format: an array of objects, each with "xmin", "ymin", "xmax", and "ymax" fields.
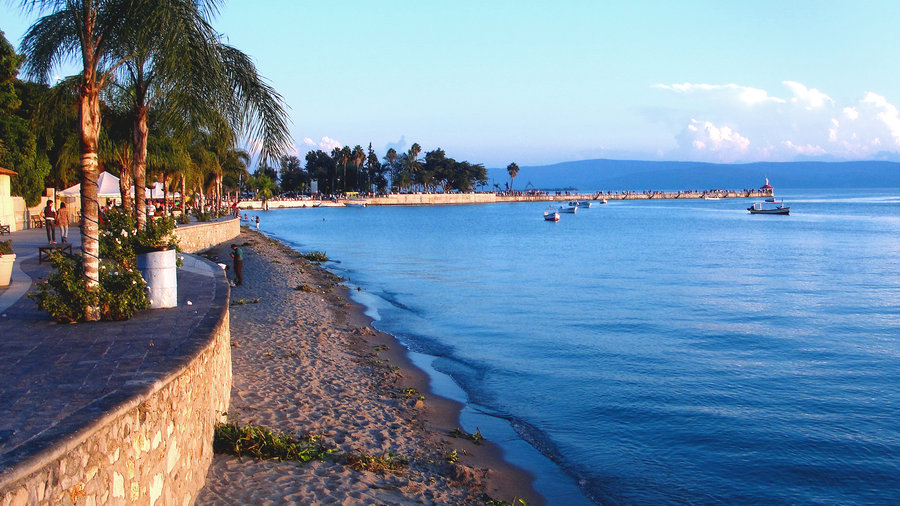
[{"xmin": 488, "ymin": 159, "xmax": 900, "ymax": 192}]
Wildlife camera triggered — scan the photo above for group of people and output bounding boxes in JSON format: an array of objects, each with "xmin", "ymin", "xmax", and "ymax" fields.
[{"xmin": 41, "ymin": 201, "xmax": 70, "ymax": 244}]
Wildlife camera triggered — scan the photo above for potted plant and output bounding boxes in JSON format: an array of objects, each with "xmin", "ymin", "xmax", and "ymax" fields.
[
  {"xmin": 133, "ymin": 216, "xmax": 180, "ymax": 309},
  {"xmin": 0, "ymin": 240, "xmax": 14, "ymax": 287}
]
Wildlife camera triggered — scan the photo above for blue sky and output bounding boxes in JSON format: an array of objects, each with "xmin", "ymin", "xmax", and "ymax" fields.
[{"xmin": 5, "ymin": 1, "xmax": 900, "ymax": 167}]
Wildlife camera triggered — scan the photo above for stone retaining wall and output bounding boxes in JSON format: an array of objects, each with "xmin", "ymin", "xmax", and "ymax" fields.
[
  {"xmin": 0, "ymin": 263, "xmax": 232, "ymax": 506},
  {"xmin": 174, "ymin": 217, "xmax": 240, "ymax": 254}
]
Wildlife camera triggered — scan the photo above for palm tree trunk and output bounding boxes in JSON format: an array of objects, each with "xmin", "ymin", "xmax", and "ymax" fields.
[
  {"xmin": 79, "ymin": 85, "xmax": 102, "ymax": 321},
  {"xmin": 180, "ymin": 174, "xmax": 186, "ymax": 217},
  {"xmin": 132, "ymin": 105, "xmax": 149, "ymax": 229},
  {"xmin": 117, "ymin": 146, "xmax": 133, "ymax": 212},
  {"xmin": 162, "ymin": 173, "xmax": 168, "ymax": 215}
]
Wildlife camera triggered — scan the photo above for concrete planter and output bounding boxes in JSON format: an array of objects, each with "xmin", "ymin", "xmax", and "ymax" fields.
[
  {"xmin": 136, "ymin": 248, "xmax": 177, "ymax": 308},
  {"xmin": 0, "ymin": 253, "xmax": 14, "ymax": 287}
]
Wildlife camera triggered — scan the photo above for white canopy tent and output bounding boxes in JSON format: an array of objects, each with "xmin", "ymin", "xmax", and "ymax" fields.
[
  {"xmin": 59, "ymin": 172, "xmax": 179, "ymax": 199},
  {"xmin": 59, "ymin": 171, "xmax": 123, "ymax": 198}
]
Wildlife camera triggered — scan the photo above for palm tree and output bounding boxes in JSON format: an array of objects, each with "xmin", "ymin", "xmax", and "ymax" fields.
[
  {"xmin": 19, "ymin": 0, "xmax": 167, "ymax": 319},
  {"xmin": 19, "ymin": 0, "xmax": 289, "ymax": 320},
  {"xmin": 350, "ymin": 144, "xmax": 365, "ymax": 192},
  {"xmin": 507, "ymin": 162, "xmax": 520, "ymax": 192},
  {"xmin": 385, "ymin": 147, "xmax": 397, "ymax": 190}
]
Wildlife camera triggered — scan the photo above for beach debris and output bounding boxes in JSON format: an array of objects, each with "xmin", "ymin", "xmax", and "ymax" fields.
[
  {"xmin": 450, "ymin": 427, "xmax": 485, "ymax": 445},
  {"xmin": 295, "ymin": 284, "xmax": 317, "ymax": 293},
  {"xmin": 186, "ymin": 300, "xmax": 193, "ymax": 306},
  {"xmin": 231, "ymin": 297, "xmax": 261, "ymax": 305}
]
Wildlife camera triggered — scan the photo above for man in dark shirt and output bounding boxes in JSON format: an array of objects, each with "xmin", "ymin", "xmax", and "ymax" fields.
[{"xmin": 230, "ymin": 244, "xmax": 243, "ymax": 286}]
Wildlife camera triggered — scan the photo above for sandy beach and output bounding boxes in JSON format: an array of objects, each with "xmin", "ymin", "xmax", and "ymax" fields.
[{"xmin": 196, "ymin": 228, "xmax": 543, "ymax": 505}]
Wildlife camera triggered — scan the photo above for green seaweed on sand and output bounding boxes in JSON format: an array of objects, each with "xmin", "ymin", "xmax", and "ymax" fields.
[
  {"xmin": 302, "ymin": 251, "xmax": 329, "ymax": 262},
  {"xmin": 343, "ymin": 450, "xmax": 408, "ymax": 474},
  {"xmin": 213, "ymin": 421, "xmax": 335, "ymax": 463}
]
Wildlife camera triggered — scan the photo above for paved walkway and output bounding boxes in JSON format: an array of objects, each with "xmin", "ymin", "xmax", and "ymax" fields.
[{"xmin": 0, "ymin": 226, "xmax": 229, "ymax": 481}]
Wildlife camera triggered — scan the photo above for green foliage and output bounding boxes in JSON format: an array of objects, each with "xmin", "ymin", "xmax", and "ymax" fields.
[
  {"xmin": 0, "ymin": 240, "xmax": 12, "ymax": 255},
  {"xmin": 30, "ymin": 252, "xmax": 96, "ymax": 323},
  {"xmin": 213, "ymin": 421, "xmax": 336, "ymax": 463},
  {"xmin": 343, "ymin": 450, "xmax": 408, "ymax": 474},
  {"xmin": 97, "ymin": 263, "xmax": 149, "ymax": 320},
  {"xmin": 32, "ymin": 208, "xmax": 156, "ymax": 323},
  {"xmin": 134, "ymin": 216, "xmax": 178, "ymax": 252},
  {"xmin": 0, "ymin": 31, "xmax": 51, "ymax": 207},
  {"xmin": 99, "ymin": 208, "xmax": 139, "ymax": 265}
]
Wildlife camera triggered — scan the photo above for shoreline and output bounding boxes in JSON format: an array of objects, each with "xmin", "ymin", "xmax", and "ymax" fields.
[{"xmin": 197, "ymin": 228, "xmax": 544, "ymax": 505}]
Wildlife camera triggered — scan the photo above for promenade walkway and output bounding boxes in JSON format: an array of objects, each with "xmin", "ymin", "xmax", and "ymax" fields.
[{"xmin": 0, "ymin": 226, "xmax": 227, "ymax": 484}]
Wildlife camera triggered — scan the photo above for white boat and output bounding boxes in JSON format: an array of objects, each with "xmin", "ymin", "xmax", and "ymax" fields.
[
  {"xmin": 599, "ymin": 198, "xmax": 608, "ymax": 204},
  {"xmin": 748, "ymin": 201, "xmax": 790, "ymax": 215},
  {"xmin": 344, "ymin": 202, "xmax": 367, "ymax": 207},
  {"xmin": 543, "ymin": 208, "xmax": 560, "ymax": 221},
  {"xmin": 704, "ymin": 195, "xmax": 720, "ymax": 200},
  {"xmin": 558, "ymin": 204, "xmax": 577, "ymax": 214},
  {"xmin": 569, "ymin": 200, "xmax": 592, "ymax": 208}
]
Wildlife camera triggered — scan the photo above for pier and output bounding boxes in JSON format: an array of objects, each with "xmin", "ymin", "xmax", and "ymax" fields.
[{"xmin": 239, "ymin": 188, "xmax": 774, "ymax": 209}]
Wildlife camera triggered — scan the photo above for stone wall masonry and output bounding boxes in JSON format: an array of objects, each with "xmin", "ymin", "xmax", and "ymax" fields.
[
  {"xmin": 174, "ymin": 218, "xmax": 240, "ymax": 254},
  {"xmin": 0, "ymin": 261, "xmax": 232, "ymax": 506}
]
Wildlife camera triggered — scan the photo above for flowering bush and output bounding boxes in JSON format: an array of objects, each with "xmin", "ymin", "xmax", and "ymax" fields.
[
  {"xmin": 31, "ymin": 208, "xmax": 153, "ymax": 322},
  {"xmin": 30, "ymin": 252, "xmax": 149, "ymax": 322}
]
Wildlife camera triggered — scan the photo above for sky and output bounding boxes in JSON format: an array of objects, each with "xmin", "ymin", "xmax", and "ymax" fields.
[{"xmin": 4, "ymin": 0, "xmax": 900, "ymax": 167}]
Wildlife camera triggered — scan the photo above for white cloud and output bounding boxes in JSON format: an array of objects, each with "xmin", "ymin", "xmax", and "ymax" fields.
[
  {"xmin": 653, "ymin": 81, "xmax": 900, "ymax": 161},
  {"xmin": 783, "ymin": 81, "xmax": 833, "ymax": 109},
  {"xmin": 861, "ymin": 92, "xmax": 900, "ymax": 144},
  {"xmin": 782, "ymin": 140, "xmax": 827, "ymax": 156},
  {"xmin": 301, "ymin": 136, "xmax": 342, "ymax": 152},
  {"xmin": 674, "ymin": 119, "xmax": 750, "ymax": 161},
  {"xmin": 653, "ymin": 82, "xmax": 785, "ymax": 106}
]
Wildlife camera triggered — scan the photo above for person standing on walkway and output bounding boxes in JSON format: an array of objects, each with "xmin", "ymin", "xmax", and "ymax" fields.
[
  {"xmin": 230, "ymin": 243, "xmax": 244, "ymax": 286},
  {"xmin": 42, "ymin": 201, "xmax": 56, "ymax": 244},
  {"xmin": 56, "ymin": 202, "xmax": 70, "ymax": 243}
]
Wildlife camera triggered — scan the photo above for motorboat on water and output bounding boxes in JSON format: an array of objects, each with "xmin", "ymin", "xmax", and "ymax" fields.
[
  {"xmin": 704, "ymin": 195, "xmax": 720, "ymax": 200},
  {"xmin": 569, "ymin": 200, "xmax": 592, "ymax": 208},
  {"xmin": 543, "ymin": 208, "xmax": 560, "ymax": 221},
  {"xmin": 558, "ymin": 204, "xmax": 578, "ymax": 214},
  {"xmin": 748, "ymin": 201, "xmax": 790, "ymax": 215}
]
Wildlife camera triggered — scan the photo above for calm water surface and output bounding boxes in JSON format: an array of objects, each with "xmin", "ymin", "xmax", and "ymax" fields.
[{"xmin": 251, "ymin": 189, "xmax": 900, "ymax": 505}]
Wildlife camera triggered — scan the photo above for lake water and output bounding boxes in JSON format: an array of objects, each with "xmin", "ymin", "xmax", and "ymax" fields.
[{"xmin": 249, "ymin": 189, "xmax": 900, "ymax": 504}]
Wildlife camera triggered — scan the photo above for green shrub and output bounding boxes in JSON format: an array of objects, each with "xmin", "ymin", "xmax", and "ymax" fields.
[
  {"xmin": 0, "ymin": 240, "xmax": 12, "ymax": 256},
  {"xmin": 30, "ymin": 252, "xmax": 149, "ymax": 323},
  {"xmin": 30, "ymin": 252, "xmax": 98, "ymax": 323}
]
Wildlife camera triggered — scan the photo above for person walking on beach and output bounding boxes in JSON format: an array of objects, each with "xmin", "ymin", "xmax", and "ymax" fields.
[
  {"xmin": 255, "ymin": 216, "xmax": 260, "ymax": 232},
  {"xmin": 56, "ymin": 202, "xmax": 70, "ymax": 243},
  {"xmin": 230, "ymin": 243, "xmax": 244, "ymax": 286},
  {"xmin": 42, "ymin": 201, "xmax": 56, "ymax": 244}
]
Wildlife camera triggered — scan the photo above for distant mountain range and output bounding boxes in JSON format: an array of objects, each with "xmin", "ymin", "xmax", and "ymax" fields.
[{"xmin": 487, "ymin": 159, "xmax": 900, "ymax": 192}]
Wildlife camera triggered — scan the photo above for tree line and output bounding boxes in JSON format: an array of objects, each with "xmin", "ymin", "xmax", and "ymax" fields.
[{"xmin": 266, "ymin": 142, "xmax": 490, "ymax": 196}]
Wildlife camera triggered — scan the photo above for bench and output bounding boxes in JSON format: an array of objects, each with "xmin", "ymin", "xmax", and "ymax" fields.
[
  {"xmin": 0, "ymin": 224, "xmax": 9, "ymax": 235},
  {"xmin": 38, "ymin": 244, "xmax": 73, "ymax": 264},
  {"xmin": 31, "ymin": 216, "xmax": 44, "ymax": 228}
]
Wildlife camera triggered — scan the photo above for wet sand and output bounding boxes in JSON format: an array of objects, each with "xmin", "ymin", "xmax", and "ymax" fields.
[{"xmin": 196, "ymin": 229, "xmax": 543, "ymax": 505}]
